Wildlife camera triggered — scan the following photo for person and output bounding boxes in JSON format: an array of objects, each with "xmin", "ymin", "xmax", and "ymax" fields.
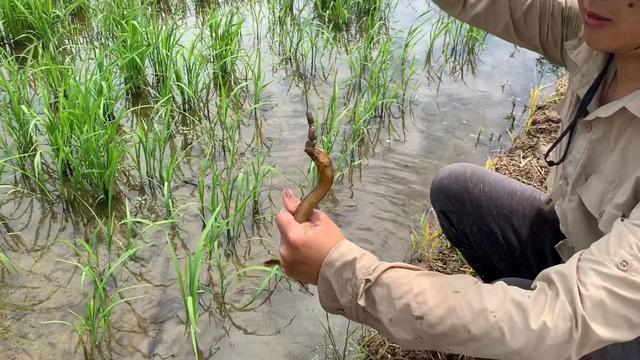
[{"xmin": 276, "ymin": 0, "xmax": 640, "ymax": 359}]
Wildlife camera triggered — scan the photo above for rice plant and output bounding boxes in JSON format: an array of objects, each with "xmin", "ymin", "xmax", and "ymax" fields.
[
  {"xmin": 0, "ymin": 0, "xmax": 61, "ymax": 45},
  {"xmin": 425, "ymin": 11, "xmax": 488, "ymax": 80},
  {"xmin": 48, "ymin": 226, "xmax": 151, "ymax": 357},
  {"xmin": 38, "ymin": 51, "xmax": 125, "ymax": 211},
  {"xmin": 269, "ymin": 12, "xmax": 335, "ymax": 86},
  {"xmin": 267, "ymin": 0, "xmax": 295, "ymax": 30},
  {"xmin": 132, "ymin": 90, "xmax": 177, "ymax": 189},
  {"xmin": 525, "ymin": 83, "xmax": 551, "ymax": 128},
  {"xmin": 148, "ymin": 17, "xmax": 183, "ymax": 93},
  {"xmin": 202, "ymin": 7, "xmax": 246, "ymax": 94},
  {"xmin": 167, "ymin": 206, "xmax": 226, "ymax": 360},
  {"xmin": 112, "ymin": 4, "xmax": 153, "ymax": 94},
  {"xmin": 313, "ymin": 0, "xmax": 389, "ymax": 35},
  {"xmin": 246, "ymin": 48, "xmax": 269, "ymax": 143},
  {"xmin": 0, "ymin": 48, "xmax": 39, "ymax": 172},
  {"xmin": 174, "ymin": 41, "xmax": 214, "ymax": 118},
  {"xmin": 343, "ymin": 23, "xmax": 400, "ymax": 161}
]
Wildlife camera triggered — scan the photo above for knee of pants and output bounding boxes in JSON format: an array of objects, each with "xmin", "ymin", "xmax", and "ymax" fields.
[{"xmin": 429, "ymin": 163, "xmax": 478, "ymax": 212}]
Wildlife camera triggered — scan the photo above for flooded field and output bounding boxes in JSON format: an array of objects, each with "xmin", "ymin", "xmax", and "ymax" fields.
[{"xmin": 0, "ymin": 0, "xmax": 558, "ymax": 359}]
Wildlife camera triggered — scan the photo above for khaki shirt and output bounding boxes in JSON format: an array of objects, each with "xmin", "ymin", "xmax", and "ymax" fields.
[{"xmin": 317, "ymin": 0, "xmax": 640, "ymax": 359}]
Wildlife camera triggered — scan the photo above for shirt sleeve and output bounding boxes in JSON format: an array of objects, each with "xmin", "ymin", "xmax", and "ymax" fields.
[
  {"xmin": 317, "ymin": 204, "xmax": 640, "ymax": 359},
  {"xmin": 431, "ymin": 0, "xmax": 583, "ymax": 67}
]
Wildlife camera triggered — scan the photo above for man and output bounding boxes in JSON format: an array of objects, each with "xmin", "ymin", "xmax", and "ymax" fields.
[{"xmin": 276, "ymin": 0, "xmax": 640, "ymax": 359}]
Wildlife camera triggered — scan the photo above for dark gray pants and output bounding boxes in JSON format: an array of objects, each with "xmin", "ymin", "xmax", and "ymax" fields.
[{"xmin": 430, "ymin": 163, "xmax": 640, "ymax": 360}]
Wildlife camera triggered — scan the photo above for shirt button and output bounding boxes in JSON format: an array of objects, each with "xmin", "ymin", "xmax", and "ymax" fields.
[
  {"xmin": 617, "ymin": 259, "xmax": 631, "ymax": 272},
  {"xmin": 584, "ymin": 122, "xmax": 592, "ymax": 133},
  {"xmin": 598, "ymin": 210, "xmax": 605, "ymax": 219}
]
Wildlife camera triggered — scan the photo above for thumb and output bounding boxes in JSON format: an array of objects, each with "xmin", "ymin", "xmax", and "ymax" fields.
[
  {"xmin": 276, "ymin": 210, "xmax": 299, "ymax": 238},
  {"xmin": 283, "ymin": 189, "xmax": 301, "ymax": 214}
]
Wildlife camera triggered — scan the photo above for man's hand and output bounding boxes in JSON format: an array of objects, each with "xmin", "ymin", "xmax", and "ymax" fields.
[{"xmin": 276, "ymin": 189, "xmax": 345, "ymax": 285}]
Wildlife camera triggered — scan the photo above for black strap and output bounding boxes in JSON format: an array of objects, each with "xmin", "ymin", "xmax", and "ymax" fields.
[{"xmin": 544, "ymin": 54, "xmax": 614, "ymax": 167}]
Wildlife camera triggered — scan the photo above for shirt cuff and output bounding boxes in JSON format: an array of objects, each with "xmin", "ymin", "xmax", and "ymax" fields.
[
  {"xmin": 317, "ymin": 240, "xmax": 376, "ymax": 320},
  {"xmin": 317, "ymin": 239, "xmax": 425, "ymax": 321}
]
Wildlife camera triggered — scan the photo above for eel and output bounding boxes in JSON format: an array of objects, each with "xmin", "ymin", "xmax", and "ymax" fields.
[
  {"xmin": 263, "ymin": 111, "xmax": 334, "ymax": 267},
  {"xmin": 293, "ymin": 110, "xmax": 335, "ymax": 223}
]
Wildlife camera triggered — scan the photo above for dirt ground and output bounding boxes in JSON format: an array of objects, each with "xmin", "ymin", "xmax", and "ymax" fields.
[{"xmin": 361, "ymin": 80, "xmax": 566, "ymax": 360}]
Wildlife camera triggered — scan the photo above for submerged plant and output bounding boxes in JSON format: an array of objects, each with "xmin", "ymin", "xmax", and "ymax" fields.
[{"xmin": 0, "ymin": 250, "xmax": 15, "ymax": 272}]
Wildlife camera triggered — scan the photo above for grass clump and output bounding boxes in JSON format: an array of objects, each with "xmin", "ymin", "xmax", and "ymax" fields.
[
  {"xmin": 47, "ymin": 225, "xmax": 150, "ymax": 358},
  {"xmin": 314, "ymin": 0, "xmax": 390, "ymax": 35},
  {"xmin": 0, "ymin": 48, "xmax": 39, "ymax": 172},
  {"xmin": 202, "ymin": 7, "xmax": 246, "ymax": 95},
  {"xmin": 425, "ymin": 12, "xmax": 487, "ymax": 80},
  {"xmin": 38, "ymin": 51, "xmax": 125, "ymax": 211},
  {"xmin": 111, "ymin": 4, "xmax": 153, "ymax": 94},
  {"xmin": 167, "ymin": 206, "xmax": 226, "ymax": 360}
]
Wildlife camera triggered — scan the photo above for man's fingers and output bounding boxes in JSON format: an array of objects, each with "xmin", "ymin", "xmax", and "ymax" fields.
[
  {"xmin": 276, "ymin": 211, "xmax": 297, "ymax": 232},
  {"xmin": 283, "ymin": 189, "xmax": 301, "ymax": 214}
]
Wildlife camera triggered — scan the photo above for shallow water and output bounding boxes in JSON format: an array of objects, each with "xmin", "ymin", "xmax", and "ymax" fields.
[{"xmin": 0, "ymin": 1, "xmax": 558, "ymax": 359}]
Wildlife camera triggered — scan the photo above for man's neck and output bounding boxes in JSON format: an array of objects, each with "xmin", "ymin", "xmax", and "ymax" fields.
[{"xmin": 605, "ymin": 53, "xmax": 640, "ymax": 103}]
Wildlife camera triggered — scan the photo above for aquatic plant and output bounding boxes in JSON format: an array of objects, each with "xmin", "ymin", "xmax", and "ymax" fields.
[
  {"xmin": 148, "ymin": 17, "xmax": 183, "ymax": 93},
  {"xmin": 202, "ymin": 7, "xmax": 246, "ymax": 95},
  {"xmin": 0, "ymin": 0, "xmax": 61, "ymax": 44},
  {"xmin": 314, "ymin": 0, "xmax": 389, "ymax": 35},
  {"xmin": 38, "ymin": 50, "xmax": 125, "ymax": 211},
  {"xmin": 0, "ymin": 250, "xmax": 15, "ymax": 272},
  {"xmin": 167, "ymin": 206, "xmax": 226, "ymax": 360},
  {"xmin": 48, "ymin": 228, "xmax": 150, "ymax": 356},
  {"xmin": 112, "ymin": 5, "xmax": 153, "ymax": 94},
  {"xmin": 425, "ymin": 11, "xmax": 488, "ymax": 80},
  {"xmin": 269, "ymin": 10, "xmax": 335, "ymax": 86},
  {"xmin": 0, "ymin": 48, "xmax": 39, "ymax": 172},
  {"xmin": 247, "ymin": 48, "xmax": 269, "ymax": 141}
]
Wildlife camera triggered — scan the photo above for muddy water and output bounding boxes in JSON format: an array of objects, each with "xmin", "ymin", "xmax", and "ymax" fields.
[{"xmin": 0, "ymin": 1, "xmax": 558, "ymax": 359}]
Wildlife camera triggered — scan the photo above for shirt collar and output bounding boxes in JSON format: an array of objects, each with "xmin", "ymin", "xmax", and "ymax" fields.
[{"xmin": 566, "ymin": 37, "xmax": 640, "ymax": 119}]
